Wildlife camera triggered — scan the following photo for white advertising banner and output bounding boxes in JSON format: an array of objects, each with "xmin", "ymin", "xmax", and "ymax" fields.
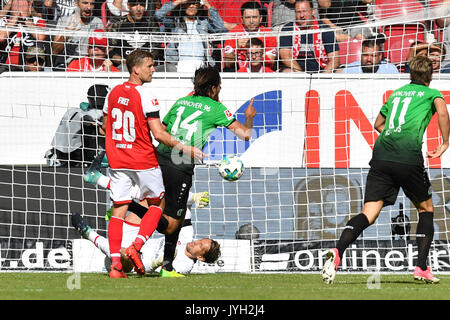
[
  {"xmin": 1, "ymin": 73, "xmax": 450, "ymax": 167},
  {"xmin": 72, "ymin": 238, "xmax": 251, "ymax": 273}
]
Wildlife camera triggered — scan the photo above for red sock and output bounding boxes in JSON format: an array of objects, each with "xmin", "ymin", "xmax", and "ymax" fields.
[
  {"xmin": 134, "ymin": 206, "xmax": 162, "ymax": 251},
  {"xmin": 108, "ymin": 216, "xmax": 124, "ymax": 268}
]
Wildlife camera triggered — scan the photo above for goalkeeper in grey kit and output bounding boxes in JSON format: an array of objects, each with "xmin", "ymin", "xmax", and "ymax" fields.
[{"xmin": 323, "ymin": 55, "xmax": 450, "ymax": 284}]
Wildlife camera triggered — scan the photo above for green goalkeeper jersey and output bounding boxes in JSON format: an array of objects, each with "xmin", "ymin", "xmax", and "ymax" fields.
[
  {"xmin": 373, "ymin": 82, "xmax": 444, "ymax": 165},
  {"xmin": 157, "ymin": 94, "xmax": 236, "ymax": 174}
]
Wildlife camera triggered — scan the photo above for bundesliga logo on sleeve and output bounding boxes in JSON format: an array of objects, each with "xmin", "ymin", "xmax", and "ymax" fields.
[
  {"xmin": 224, "ymin": 110, "xmax": 233, "ymax": 120},
  {"xmin": 152, "ymin": 99, "xmax": 159, "ymax": 106}
]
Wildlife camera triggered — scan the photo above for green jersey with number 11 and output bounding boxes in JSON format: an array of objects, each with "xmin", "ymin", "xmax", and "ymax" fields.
[
  {"xmin": 157, "ymin": 94, "xmax": 236, "ymax": 174},
  {"xmin": 373, "ymin": 82, "xmax": 444, "ymax": 165}
]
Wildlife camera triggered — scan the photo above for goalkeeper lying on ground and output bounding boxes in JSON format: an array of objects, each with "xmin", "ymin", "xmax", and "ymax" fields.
[{"xmin": 72, "ymin": 191, "xmax": 220, "ymax": 276}]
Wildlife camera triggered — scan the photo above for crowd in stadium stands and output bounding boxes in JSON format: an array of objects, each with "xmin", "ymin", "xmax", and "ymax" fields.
[{"xmin": 0, "ymin": 0, "xmax": 450, "ymax": 73}]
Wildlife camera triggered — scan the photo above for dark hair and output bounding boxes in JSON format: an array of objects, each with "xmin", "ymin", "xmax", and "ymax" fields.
[
  {"xmin": 193, "ymin": 66, "xmax": 221, "ymax": 97},
  {"xmin": 126, "ymin": 49, "xmax": 153, "ymax": 74},
  {"xmin": 87, "ymin": 84, "xmax": 109, "ymax": 109},
  {"xmin": 240, "ymin": 1, "xmax": 262, "ymax": 16},
  {"xmin": 409, "ymin": 55, "xmax": 433, "ymax": 84},
  {"xmin": 362, "ymin": 39, "xmax": 379, "ymax": 50},
  {"xmin": 295, "ymin": 0, "xmax": 314, "ymax": 9},
  {"xmin": 247, "ymin": 37, "xmax": 264, "ymax": 48},
  {"xmin": 172, "ymin": 0, "xmax": 208, "ymax": 18},
  {"xmin": 202, "ymin": 239, "xmax": 221, "ymax": 264}
]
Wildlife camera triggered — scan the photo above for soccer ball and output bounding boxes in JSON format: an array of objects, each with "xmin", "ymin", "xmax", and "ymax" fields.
[{"xmin": 218, "ymin": 156, "xmax": 244, "ymax": 181}]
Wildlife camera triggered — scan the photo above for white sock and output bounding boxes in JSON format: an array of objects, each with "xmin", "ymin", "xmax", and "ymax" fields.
[
  {"xmin": 89, "ymin": 231, "xmax": 111, "ymax": 258},
  {"xmin": 97, "ymin": 175, "xmax": 110, "ymax": 189}
]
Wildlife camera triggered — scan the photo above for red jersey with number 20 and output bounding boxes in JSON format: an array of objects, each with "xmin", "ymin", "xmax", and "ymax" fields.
[{"xmin": 103, "ymin": 82, "xmax": 160, "ymax": 170}]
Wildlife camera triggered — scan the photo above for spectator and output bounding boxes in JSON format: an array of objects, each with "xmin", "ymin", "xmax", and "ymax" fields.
[
  {"xmin": 339, "ymin": 38, "xmax": 398, "ymax": 74},
  {"xmin": 279, "ymin": 0, "xmax": 340, "ymax": 73},
  {"xmin": 104, "ymin": 0, "xmax": 129, "ymax": 26},
  {"xmin": 23, "ymin": 44, "xmax": 52, "ymax": 71},
  {"xmin": 237, "ymin": 37, "xmax": 274, "ymax": 72},
  {"xmin": 223, "ymin": 1, "xmax": 277, "ymax": 71},
  {"xmin": 155, "ymin": 0, "xmax": 226, "ymax": 73},
  {"xmin": 435, "ymin": 0, "xmax": 449, "ymax": 67},
  {"xmin": 66, "ymin": 29, "xmax": 120, "ymax": 71},
  {"xmin": 405, "ymin": 41, "xmax": 446, "ymax": 73},
  {"xmin": 109, "ymin": 0, "xmax": 162, "ymax": 71},
  {"xmin": 209, "ymin": 0, "xmax": 261, "ymax": 27},
  {"xmin": 43, "ymin": 0, "xmax": 77, "ymax": 25},
  {"xmin": 317, "ymin": 0, "xmax": 373, "ymax": 42},
  {"xmin": 272, "ymin": 0, "xmax": 296, "ymax": 28},
  {"xmin": 52, "ymin": 0, "xmax": 104, "ymax": 70},
  {"xmin": 273, "ymin": 0, "xmax": 320, "ymax": 28},
  {"xmin": 0, "ymin": 0, "xmax": 49, "ymax": 70}
]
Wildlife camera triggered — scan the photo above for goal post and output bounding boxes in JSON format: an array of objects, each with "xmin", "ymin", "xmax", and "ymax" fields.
[
  {"xmin": 1, "ymin": 0, "xmax": 450, "ymax": 273},
  {"xmin": 1, "ymin": 71, "xmax": 450, "ymax": 273}
]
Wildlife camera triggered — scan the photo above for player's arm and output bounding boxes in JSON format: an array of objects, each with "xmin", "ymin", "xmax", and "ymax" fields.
[
  {"xmin": 428, "ymin": 97, "xmax": 450, "ymax": 159},
  {"xmin": 226, "ymin": 98, "xmax": 256, "ymax": 141},
  {"xmin": 374, "ymin": 112, "xmax": 386, "ymax": 133},
  {"xmin": 148, "ymin": 118, "xmax": 206, "ymax": 160},
  {"xmin": 279, "ymin": 48, "xmax": 303, "ymax": 72}
]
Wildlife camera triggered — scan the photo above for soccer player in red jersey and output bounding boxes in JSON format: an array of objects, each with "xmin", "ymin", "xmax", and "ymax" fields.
[
  {"xmin": 222, "ymin": 1, "xmax": 277, "ymax": 71},
  {"xmin": 102, "ymin": 49, "xmax": 205, "ymax": 278}
]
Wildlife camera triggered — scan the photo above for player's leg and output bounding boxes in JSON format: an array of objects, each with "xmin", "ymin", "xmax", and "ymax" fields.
[
  {"xmin": 159, "ymin": 164, "xmax": 192, "ymax": 277},
  {"xmin": 323, "ymin": 160, "xmax": 397, "ymax": 284},
  {"xmin": 108, "ymin": 169, "xmax": 134, "ymax": 278},
  {"xmin": 125, "ymin": 168, "xmax": 165, "ymax": 275},
  {"xmin": 83, "ymin": 150, "xmax": 110, "ymax": 187},
  {"xmin": 71, "ymin": 212, "xmax": 111, "ymax": 255},
  {"xmin": 402, "ymin": 166, "xmax": 439, "ymax": 283},
  {"xmin": 336, "ymin": 200, "xmax": 382, "ymax": 255}
]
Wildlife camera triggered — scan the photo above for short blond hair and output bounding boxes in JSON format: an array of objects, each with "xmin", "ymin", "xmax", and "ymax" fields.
[{"xmin": 409, "ymin": 55, "xmax": 433, "ymax": 84}]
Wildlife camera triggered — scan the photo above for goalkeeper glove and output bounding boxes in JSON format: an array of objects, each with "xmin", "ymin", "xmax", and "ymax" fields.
[
  {"xmin": 192, "ymin": 191, "xmax": 210, "ymax": 208},
  {"xmin": 151, "ymin": 255, "xmax": 164, "ymax": 270},
  {"xmin": 105, "ymin": 207, "xmax": 112, "ymax": 221},
  {"xmin": 151, "ymin": 251, "xmax": 178, "ymax": 270}
]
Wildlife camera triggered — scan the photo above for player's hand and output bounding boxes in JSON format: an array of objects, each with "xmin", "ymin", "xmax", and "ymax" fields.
[
  {"xmin": 184, "ymin": 145, "xmax": 207, "ymax": 160},
  {"xmin": 245, "ymin": 98, "xmax": 257, "ymax": 120},
  {"xmin": 151, "ymin": 255, "xmax": 163, "ymax": 269},
  {"xmin": 192, "ymin": 191, "xmax": 210, "ymax": 208},
  {"xmin": 427, "ymin": 142, "xmax": 449, "ymax": 159}
]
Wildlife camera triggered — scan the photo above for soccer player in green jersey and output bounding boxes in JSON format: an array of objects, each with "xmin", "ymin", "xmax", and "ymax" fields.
[
  {"xmin": 128, "ymin": 66, "xmax": 256, "ymax": 276},
  {"xmin": 158, "ymin": 66, "xmax": 256, "ymax": 276},
  {"xmin": 322, "ymin": 55, "xmax": 450, "ymax": 284}
]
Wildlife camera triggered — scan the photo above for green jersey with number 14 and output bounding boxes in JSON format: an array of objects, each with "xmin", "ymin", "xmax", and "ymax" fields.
[
  {"xmin": 373, "ymin": 82, "xmax": 444, "ymax": 165},
  {"xmin": 157, "ymin": 94, "xmax": 236, "ymax": 174}
]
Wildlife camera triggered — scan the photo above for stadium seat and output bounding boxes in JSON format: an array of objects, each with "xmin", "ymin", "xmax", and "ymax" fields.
[
  {"xmin": 374, "ymin": 0, "xmax": 425, "ymax": 21},
  {"xmin": 382, "ymin": 23, "xmax": 426, "ymax": 66},
  {"xmin": 101, "ymin": 1, "xmax": 108, "ymax": 28},
  {"xmin": 264, "ymin": 1, "xmax": 274, "ymax": 28},
  {"xmin": 338, "ymin": 39, "xmax": 362, "ymax": 66}
]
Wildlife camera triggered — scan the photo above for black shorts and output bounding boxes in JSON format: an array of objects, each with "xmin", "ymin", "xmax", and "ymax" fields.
[
  {"xmin": 160, "ymin": 164, "xmax": 193, "ymax": 220},
  {"xmin": 364, "ymin": 159, "xmax": 432, "ymax": 207}
]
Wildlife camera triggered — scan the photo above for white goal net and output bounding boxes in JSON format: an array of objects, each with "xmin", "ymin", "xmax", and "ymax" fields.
[{"xmin": 0, "ymin": 0, "xmax": 449, "ymax": 273}]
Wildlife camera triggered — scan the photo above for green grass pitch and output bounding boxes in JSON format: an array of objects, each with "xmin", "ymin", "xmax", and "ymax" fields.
[{"xmin": 0, "ymin": 272, "xmax": 449, "ymax": 300}]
